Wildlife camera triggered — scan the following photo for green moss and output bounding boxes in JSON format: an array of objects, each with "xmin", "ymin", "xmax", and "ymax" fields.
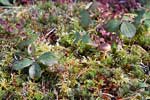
[
  {"xmin": 0, "ymin": 1, "xmax": 150, "ymax": 99},
  {"xmin": 131, "ymin": 65, "xmax": 145, "ymax": 78}
]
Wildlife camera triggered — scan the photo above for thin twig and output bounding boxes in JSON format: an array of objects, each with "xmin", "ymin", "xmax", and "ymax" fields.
[{"xmin": 102, "ymin": 93, "xmax": 115, "ymax": 98}]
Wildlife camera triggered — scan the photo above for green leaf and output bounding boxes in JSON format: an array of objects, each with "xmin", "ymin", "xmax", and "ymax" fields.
[
  {"xmin": 73, "ymin": 32, "xmax": 81, "ymax": 44},
  {"xmin": 18, "ymin": 34, "xmax": 38, "ymax": 49},
  {"xmin": 29, "ymin": 63, "xmax": 41, "ymax": 79},
  {"xmin": 139, "ymin": 82, "xmax": 148, "ymax": 88},
  {"xmin": 120, "ymin": 22, "xmax": 136, "ymax": 38},
  {"xmin": 144, "ymin": 20, "xmax": 150, "ymax": 28},
  {"xmin": 13, "ymin": 58, "xmax": 33, "ymax": 70},
  {"xmin": 81, "ymin": 33, "xmax": 91, "ymax": 43},
  {"xmin": 0, "ymin": 0, "xmax": 12, "ymax": 6},
  {"xmin": 134, "ymin": 10, "xmax": 145, "ymax": 25},
  {"xmin": 80, "ymin": 10, "xmax": 91, "ymax": 27},
  {"xmin": 145, "ymin": 1, "xmax": 150, "ymax": 9},
  {"xmin": 143, "ymin": 11, "xmax": 150, "ymax": 20},
  {"xmin": 18, "ymin": 39, "xmax": 33, "ymax": 50},
  {"xmin": 105, "ymin": 19, "xmax": 121, "ymax": 32},
  {"xmin": 122, "ymin": 16, "xmax": 131, "ymax": 21},
  {"xmin": 38, "ymin": 52, "xmax": 58, "ymax": 66}
]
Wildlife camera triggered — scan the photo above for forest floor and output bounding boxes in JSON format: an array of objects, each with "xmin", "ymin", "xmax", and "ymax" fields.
[{"xmin": 0, "ymin": 1, "xmax": 150, "ymax": 100}]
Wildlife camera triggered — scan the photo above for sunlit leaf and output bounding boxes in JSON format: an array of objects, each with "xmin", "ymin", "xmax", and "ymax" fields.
[
  {"xmin": 13, "ymin": 58, "xmax": 33, "ymax": 70},
  {"xmin": 139, "ymin": 82, "xmax": 148, "ymax": 88},
  {"xmin": 29, "ymin": 63, "xmax": 41, "ymax": 79},
  {"xmin": 144, "ymin": 20, "xmax": 150, "ymax": 28},
  {"xmin": 0, "ymin": 0, "xmax": 12, "ymax": 6},
  {"xmin": 122, "ymin": 16, "xmax": 132, "ymax": 21},
  {"xmin": 38, "ymin": 52, "xmax": 58, "ymax": 66},
  {"xmin": 143, "ymin": 12, "xmax": 150, "ymax": 20},
  {"xmin": 145, "ymin": 0, "xmax": 150, "ymax": 9},
  {"xmin": 120, "ymin": 22, "xmax": 136, "ymax": 38}
]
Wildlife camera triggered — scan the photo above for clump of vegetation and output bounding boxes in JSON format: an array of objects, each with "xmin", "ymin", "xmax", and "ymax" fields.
[{"xmin": 0, "ymin": 0, "xmax": 150, "ymax": 99}]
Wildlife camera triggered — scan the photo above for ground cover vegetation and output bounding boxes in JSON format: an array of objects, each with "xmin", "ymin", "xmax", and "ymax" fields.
[{"xmin": 0, "ymin": 0, "xmax": 150, "ymax": 99}]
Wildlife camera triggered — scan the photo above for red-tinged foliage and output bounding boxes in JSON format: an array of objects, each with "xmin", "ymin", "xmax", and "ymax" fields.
[
  {"xmin": 97, "ymin": 0, "xmax": 140, "ymax": 19},
  {"xmin": 0, "ymin": 18, "xmax": 25, "ymax": 33}
]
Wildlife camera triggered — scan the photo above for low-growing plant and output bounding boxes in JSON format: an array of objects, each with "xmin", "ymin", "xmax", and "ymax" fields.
[
  {"xmin": 12, "ymin": 34, "xmax": 58, "ymax": 80},
  {"xmin": 104, "ymin": 9, "xmax": 150, "ymax": 38}
]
